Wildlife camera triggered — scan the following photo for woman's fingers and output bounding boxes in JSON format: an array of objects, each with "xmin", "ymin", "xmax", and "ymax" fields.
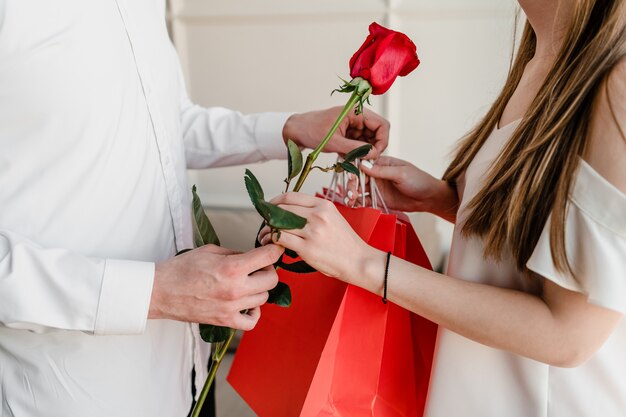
[
  {"xmin": 260, "ymin": 218, "xmax": 308, "ymax": 246},
  {"xmin": 360, "ymin": 159, "xmax": 402, "ymax": 181},
  {"xmin": 269, "ymin": 229, "xmax": 306, "ymax": 253},
  {"xmin": 345, "ymin": 173, "xmax": 361, "ymax": 206},
  {"xmin": 258, "ymin": 202, "xmax": 311, "ymax": 245},
  {"xmin": 269, "ymin": 192, "xmax": 321, "ymax": 207},
  {"xmin": 372, "ymin": 155, "xmax": 405, "ymax": 167},
  {"xmin": 258, "ymin": 211, "xmax": 309, "ymax": 246}
]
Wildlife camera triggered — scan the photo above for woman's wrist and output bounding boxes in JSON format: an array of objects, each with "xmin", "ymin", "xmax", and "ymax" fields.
[
  {"xmin": 424, "ymin": 179, "xmax": 458, "ymax": 222},
  {"xmin": 349, "ymin": 245, "xmax": 389, "ymax": 296}
]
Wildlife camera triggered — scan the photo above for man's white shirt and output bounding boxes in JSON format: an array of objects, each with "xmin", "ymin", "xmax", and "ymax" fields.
[{"xmin": 0, "ymin": 0, "xmax": 288, "ymax": 415}]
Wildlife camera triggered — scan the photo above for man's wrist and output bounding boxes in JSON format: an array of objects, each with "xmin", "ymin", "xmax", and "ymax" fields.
[
  {"xmin": 255, "ymin": 112, "xmax": 294, "ymax": 160},
  {"xmin": 148, "ymin": 263, "xmax": 166, "ymax": 320},
  {"xmin": 281, "ymin": 113, "xmax": 305, "ymax": 148}
]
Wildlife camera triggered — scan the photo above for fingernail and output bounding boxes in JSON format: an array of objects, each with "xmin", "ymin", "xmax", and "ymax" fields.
[
  {"xmin": 347, "ymin": 190, "xmax": 354, "ymax": 199},
  {"xmin": 361, "ymin": 160, "xmax": 373, "ymax": 169},
  {"xmin": 343, "ymin": 196, "xmax": 350, "ymax": 205}
]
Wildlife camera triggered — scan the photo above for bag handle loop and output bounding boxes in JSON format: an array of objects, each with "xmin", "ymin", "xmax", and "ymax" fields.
[{"xmin": 323, "ymin": 156, "xmax": 389, "ymax": 214}]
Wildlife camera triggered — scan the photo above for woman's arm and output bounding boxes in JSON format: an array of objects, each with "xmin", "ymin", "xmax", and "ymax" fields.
[
  {"xmin": 381, "ymin": 61, "xmax": 626, "ymax": 366},
  {"xmin": 357, "ymin": 248, "xmax": 622, "ymax": 367},
  {"xmin": 265, "ymin": 193, "xmax": 622, "ymax": 368}
]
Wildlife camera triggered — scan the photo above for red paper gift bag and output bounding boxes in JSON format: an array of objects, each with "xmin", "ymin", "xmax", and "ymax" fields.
[{"xmin": 227, "ymin": 204, "xmax": 437, "ymax": 417}]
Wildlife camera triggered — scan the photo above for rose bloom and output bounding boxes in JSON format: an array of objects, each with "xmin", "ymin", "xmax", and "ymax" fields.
[{"xmin": 349, "ymin": 22, "xmax": 420, "ymax": 95}]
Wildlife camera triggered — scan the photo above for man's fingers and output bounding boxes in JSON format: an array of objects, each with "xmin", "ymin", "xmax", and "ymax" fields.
[
  {"xmin": 362, "ymin": 110, "xmax": 390, "ymax": 155},
  {"xmin": 247, "ymin": 268, "xmax": 279, "ymax": 294},
  {"xmin": 332, "ymin": 137, "xmax": 380, "ymax": 159},
  {"xmin": 257, "ymin": 264, "xmax": 277, "ymax": 273},
  {"xmin": 197, "ymin": 244, "xmax": 240, "ymax": 256},
  {"xmin": 229, "ymin": 244, "xmax": 284, "ymax": 274},
  {"xmin": 333, "ymin": 135, "xmax": 383, "ymax": 160},
  {"xmin": 232, "ymin": 306, "xmax": 261, "ymax": 331},
  {"xmin": 237, "ymin": 291, "xmax": 270, "ymax": 312}
]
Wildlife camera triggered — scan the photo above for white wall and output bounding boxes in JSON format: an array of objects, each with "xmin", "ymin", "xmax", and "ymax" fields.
[{"xmin": 169, "ymin": 0, "xmax": 520, "ymax": 251}]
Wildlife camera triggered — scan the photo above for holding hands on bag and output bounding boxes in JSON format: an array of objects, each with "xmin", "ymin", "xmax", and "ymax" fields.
[
  {"xmin": 261, "ymin": 193, "xmax": 376, "ymax": 281},
  {"xmin": 262, "ymin": 2, "xmax": 626, "ymax": 396}
]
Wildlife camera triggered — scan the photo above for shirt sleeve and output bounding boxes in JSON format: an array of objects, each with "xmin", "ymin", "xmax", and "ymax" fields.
[
  {"xmin": 172, "ymin": 44, "xmax": 292, "ymax": 169},
  {"xmin": 526, "ymin": 160, "xmax": 626, "ymax": 314},
  {"xmin": 0, "ymin": 230, "xmax": 154, "ymax": 335}
]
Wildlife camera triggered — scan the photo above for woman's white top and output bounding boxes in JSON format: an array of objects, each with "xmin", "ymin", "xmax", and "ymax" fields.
[{"xmin": 425, "ymin": 121, "xmax": 626, "ymax": 417}]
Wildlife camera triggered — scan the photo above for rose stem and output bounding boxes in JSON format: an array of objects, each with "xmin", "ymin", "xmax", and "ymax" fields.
[
  {"xmin": 292, "ymin": 90, "xmax": 361, "ymax": 192},
  {"xmin": 190, "ymin": 329, "xmax": 237, "ymax": 417}
]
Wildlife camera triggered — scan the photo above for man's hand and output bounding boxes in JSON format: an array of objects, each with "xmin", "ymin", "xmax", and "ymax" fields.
[
  {"xmin": 149, "ymin": 244, "xmax": 284, "ymax": 331},
  {"xmin": 283, "ymin": 106, "xmax": 390, "ymax": 159}
]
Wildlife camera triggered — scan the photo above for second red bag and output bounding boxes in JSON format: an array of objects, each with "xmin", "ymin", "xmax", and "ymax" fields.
[{"xmin": 228, "ymin": 204, "xmax": 437, "ymax": 416}]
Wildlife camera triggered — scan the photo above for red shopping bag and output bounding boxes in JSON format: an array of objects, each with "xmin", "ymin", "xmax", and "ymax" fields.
[{"xmin": 227, "ymin": 204, "xmax": 437, "ymax": 417}]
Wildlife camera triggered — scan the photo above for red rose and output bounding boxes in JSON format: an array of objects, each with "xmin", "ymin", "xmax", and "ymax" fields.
[{"xmin": 349, "ymin": 22, "xmax": 420, "ymax": 95}]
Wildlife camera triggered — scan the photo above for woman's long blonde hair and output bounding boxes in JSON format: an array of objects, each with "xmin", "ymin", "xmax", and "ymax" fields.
[{"xmin": 443, "ymin": 0, "xmax": 626, "ymax": 274}]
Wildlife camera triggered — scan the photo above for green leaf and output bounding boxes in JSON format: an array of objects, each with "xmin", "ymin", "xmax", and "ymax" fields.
[
  {"xmin": 199, "ymin": 323, "xmax": 234, "ymax": 343},
  {"xmin": 252, "ymin": 200, "xmax": 271, "ymax": 224},
  {"xmin": 192, "ymin": 185, "xmax": 220, "ymax": 247},
  {"xmin": 244, "ymin": 169, "xmax": 265, "ymax": 207},
  {"xmin": 267, "ymin": 282, "xmax": 292, "ymax": 307},
  {"xmin": 332, "ymin": 84, "xmax": 356, "ymax": 95},
  {"xmin": 286, "ymin": 139, "xmax": 303, "ymax": 181},
  {"xmin": 339, "ymin": 161, "xmax": 360, "ymax": 176},
  {"xmin": 277, "ymin": 250, "xmax": 317, "ymax": 273},
  {"xmin": 245, "ymin": 169, "xmax": 306, "ymax": 231},
  {"xmin": 344, "ymin": 144, "xmax": 372, "ymax": 162},
  {"xmin": 276, "ymin": 258, "xmax": 317, "ymax": 273},
  {"xmin": 257, "ymin": 200, "xmax": 307, "ymax": 230},
  {"xmin": 331, "ymin": 76, "xmax": 358, "ymax": 96},
  {"xmin": 191, "ymin": 186, "xmax": 232, "ymax": 345}
]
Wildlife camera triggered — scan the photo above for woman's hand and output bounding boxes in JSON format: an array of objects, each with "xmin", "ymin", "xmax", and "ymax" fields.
[
  {"xmin": 347, "ymin": 156, "xmax": 459, "ymax": 222},
  {"xmin": 259, "ymin": 193, "xmax": 378, "ymax": 282}
]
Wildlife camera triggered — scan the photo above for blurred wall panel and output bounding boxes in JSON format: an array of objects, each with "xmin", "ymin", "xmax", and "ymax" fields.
[{"xmin": 170, "ymin": 0, "xmax": 519, "ymax": 251}]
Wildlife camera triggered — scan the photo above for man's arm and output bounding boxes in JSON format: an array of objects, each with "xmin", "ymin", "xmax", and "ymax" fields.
[
  {"xmin": 0, "ymin": 229, "xmax": 283, "ymax": 334},
  {"xmin": 0, "ymin": 229, "xmax": 153, "ymax": 334},
  {"xmin": 171, "ymin": 44, "xmax": 390, "ymax": 168}
]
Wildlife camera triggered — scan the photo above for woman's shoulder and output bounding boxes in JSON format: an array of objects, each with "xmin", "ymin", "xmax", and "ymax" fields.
[{"xmin": 585, "ymin": 58, "xmax": 626, "ymax": 195}]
